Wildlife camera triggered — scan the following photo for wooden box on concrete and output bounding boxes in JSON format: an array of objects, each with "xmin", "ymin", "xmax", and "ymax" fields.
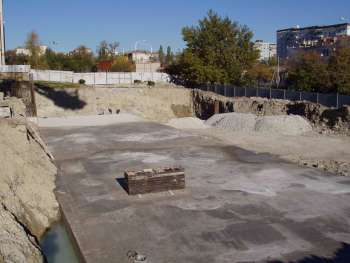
[{"xmin": 124, "ymin": 167, "xmax": 185, "ymax": 195}]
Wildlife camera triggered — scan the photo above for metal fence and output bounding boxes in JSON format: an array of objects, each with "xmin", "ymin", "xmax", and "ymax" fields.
[{"xmin": 194, "ymin": 84, "xmax": 350, "ymax": 108}]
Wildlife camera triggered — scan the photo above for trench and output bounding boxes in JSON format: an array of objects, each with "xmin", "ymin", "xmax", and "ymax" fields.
[{"xmin": 41, "ymin": 222, "xmax": 80, "ymax": 263}]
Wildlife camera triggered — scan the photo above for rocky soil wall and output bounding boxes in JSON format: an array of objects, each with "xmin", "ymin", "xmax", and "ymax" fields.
[
  {"xmin": 0, "ymin": 98, "xmax": 59, "ymax": 263},
  {"xmin": 192, "ymin": 90, "xmax": 350, "ymax": 135}
]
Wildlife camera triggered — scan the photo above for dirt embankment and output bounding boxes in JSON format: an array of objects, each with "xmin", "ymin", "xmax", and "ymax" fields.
[
  {"xmin": 35, "ymin": 84, "xmax": 194, "ymax": 122},
  {"xmin": 0, "ymin": 98, "xmax": 59, "ymax": 263},
  {"xmin": 34, "ymin": 84, "xmax": 350, "ymax": 135},
  {"xmin": 192, "ymin": 90, "xmax": 350, "ymax": 136}
]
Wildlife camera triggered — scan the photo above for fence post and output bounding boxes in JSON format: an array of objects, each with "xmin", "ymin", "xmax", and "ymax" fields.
[
  {"xmin": 299, "ymin": 91, "xmax": 302, "ymax": 101},
  {"xmin": 284, "ymin": 89, "xmax": 286, "ymax": 100},
  {"xmin": 256, "ymin": 87, "xmax": 258, "ymax": 97},
  {"xmin": 244, "ymin": 87, "xmax": 247, "ymax": 97},
  {"xmin": 317, "ymin": 93, "xmax": 319, "ymax": 104},
  {"xmin": 269, "ymin": 88, "xmax": 272, "ymax": 99},
  {"xmin": 224, "ymin": 85, "xmax": 227, "ymax": 97},
  {"xmin": 336, "ymin": 93, "xmax": 339, "ymax": 108},
  {"xmin": 234, "ymin": 86, "xmax": 236, "ymax": 97}
]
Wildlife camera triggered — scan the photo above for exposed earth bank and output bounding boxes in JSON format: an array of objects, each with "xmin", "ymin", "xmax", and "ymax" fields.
[
  {"xmin": 0, "ymin": 99, "xmax": 59, "ymax": 263},
  {"xmin": 35, "ymin": 84, "xmax": 350, "ymax": 136},
  {"xmin": 35, "ymin": 84, "xmax": 193, "ymax": 122},
  {"xmin": 192, "ymin": 89, "xmax": 350, "ymax": 136}
]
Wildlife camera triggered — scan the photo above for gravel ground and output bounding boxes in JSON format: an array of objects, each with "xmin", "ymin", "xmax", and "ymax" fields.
[{"xmin": 190, "ymin": 128, "xmax": 350, "ymax": 177}]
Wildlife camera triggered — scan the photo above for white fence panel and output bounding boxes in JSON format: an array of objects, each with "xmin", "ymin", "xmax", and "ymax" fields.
[
  {"xmin": 31, "ymin": 70, "xmax": 74, "ymax": 82},
  {"xmin": 27, "ymin": 69, "xmax": 170, "ymax": 85},
  {"xmin": 0, "ymin": 65, "xmax": 31, "ymax": 73},
  {"xmin": 74, "ymin": 73, "xmax": 95, "ymax": 85}
]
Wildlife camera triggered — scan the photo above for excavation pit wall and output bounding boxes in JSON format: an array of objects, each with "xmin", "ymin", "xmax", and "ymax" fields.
[
  {"xmin": 34, "ymin": 84, "xmax": 350, "ymax": 135},
  {"xmin": 34, "ymin": 84, "xmax": 194, "ymax": 123}
]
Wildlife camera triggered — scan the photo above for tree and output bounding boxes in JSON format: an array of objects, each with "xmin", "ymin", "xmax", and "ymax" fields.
[
  {"xmin": 328, "ymin": 47, "xmax": 350, "ymax": 94},
  {"xmin": 165, "ymin": 46, "xmax": 174, "ymax": 65},
  {"xmin": 68, "ymin": 45, "xmax": 95, "ymax": 72},
  {"xmin": 25, "ymin": 31, "xmax": 47, "ymax": 69},
  {"xmin": 97, "ymin": 41, "xmax": 120, "ymax": 60},
  {"xmin": 5, "ymin": 50, "xmax": 28, "ymax": 65},
  {"xmin": 108, "ymin": 41, "xmax": 120, "ymax": 57},
  {"xmin": 45, "ymin": 48, "xmax": 66, "ymax": 70},
  {"xmin": 286, "ymin": 51, "xmax": 330, "ymax": 92},
  {"xmin": 110, "ymin": 55, "xmax": 135, "ymax": 72},
  {"xmin": 159, "ymin": 45, "xmax": 165, "ymax": 65},
  {"xmin": 167, "ymin": 10, "xmax": 259, "ymax": 85},
  {"xmin": 97, "ymin": 40, "xmax": 110, "ymax": 60},
  {"xmin": 246, "ymin": 62, "xmax": 274, "ymax": 87}
]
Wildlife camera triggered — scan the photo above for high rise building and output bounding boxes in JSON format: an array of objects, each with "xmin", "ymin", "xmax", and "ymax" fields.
[
  {"xmin": 0, "ymin": 0, "xmax": 5, "ymax": 65},
  {"xmin": 277, "ymin": 23, "xmax": 350, "ymax": 60},
  {"xmin": 254, "ymin": 40, "xmax": 277, "ymax": 61}
]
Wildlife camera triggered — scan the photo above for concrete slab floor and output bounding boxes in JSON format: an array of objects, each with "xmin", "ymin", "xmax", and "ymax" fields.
[{"xmin": 39, "ymin": 122, "xmax": 350, "ymax": 263}]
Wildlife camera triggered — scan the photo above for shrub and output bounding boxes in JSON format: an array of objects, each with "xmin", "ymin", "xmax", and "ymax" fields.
[
  {"xmin": 147, "ymin": 81, "xmax": 155, "ymax": 87},
  {"xmin": 79, "ymin": 79, "xmax": 86, "ymax": 85},
  {"xmin": 134, "ymin": 79, "xmax": 142, "ymax": 84}
]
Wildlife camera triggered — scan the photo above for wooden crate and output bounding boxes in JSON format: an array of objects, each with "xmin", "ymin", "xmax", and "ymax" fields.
[{"xmin": 125, "ymin": 167, "xmax": 185, "ymax": 195}]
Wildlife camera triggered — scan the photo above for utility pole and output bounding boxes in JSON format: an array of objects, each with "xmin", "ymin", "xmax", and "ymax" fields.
[{"xmin": 0, "ymin": 0, "xmax": 5, "ymax": 65}]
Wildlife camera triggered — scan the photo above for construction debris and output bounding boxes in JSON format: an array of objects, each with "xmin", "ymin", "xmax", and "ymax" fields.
[{"xmin": 124, "ymin": 167, "xmax": 185, "ymax": 195}]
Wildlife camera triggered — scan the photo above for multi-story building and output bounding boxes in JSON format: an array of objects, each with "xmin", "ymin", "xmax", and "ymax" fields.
[
  {"xmin": 254, "ymin": 40, "xmax": 277, "ymax": 61},
  {"xmin": 15, "ymin": 45, "xmax": 48, "ymax": 56},
  {"xmin": 277, "ymin": 23, "xmax": 350, "ymax": 60}
]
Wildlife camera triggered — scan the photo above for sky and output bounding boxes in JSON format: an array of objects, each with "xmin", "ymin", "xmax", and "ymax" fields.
[{"xmin": 4, "ymin": 0, "xmax": 350, "ymax": 53}]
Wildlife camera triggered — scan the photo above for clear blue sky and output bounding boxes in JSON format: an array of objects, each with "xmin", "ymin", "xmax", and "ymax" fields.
[{"xmin": 4, "ymin": 0, "xmax": 350, "ymax": 53}]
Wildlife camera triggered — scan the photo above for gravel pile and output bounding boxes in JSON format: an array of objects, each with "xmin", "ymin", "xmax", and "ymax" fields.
[
  {"xmin": 255, "ymin": 115, "xmax": 312, "ymax": 135},
  {"xmin": 206, "ymin": 113, "xmax": 312, "ymax": 135},
  {"xmin": 167, "ymin": 117, "xmax": 208, "ymax": 129},
  {"xmin": 205, "ymin": 113, "xmax": 257, "ymax": 132}
]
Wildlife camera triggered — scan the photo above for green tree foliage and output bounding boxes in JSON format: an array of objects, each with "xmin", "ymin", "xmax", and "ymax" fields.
[
  {"xmin": 167, "ymin": 10, "xmax": 259, "ymax": 85},
  {"xmin": 328, "ymin": 47, "xmax": 350, "ymax": 94},
  {"xmin": 246, "ymin": 62, "xmax": 275, "ymax": 87},
  {"xmin": 165, "ymin": 46, "xmax": 174, "ymax": 66},
  {"xmin": 286, "ymin": 51, "xmax": 330, "ymax": 92},
  {"xmin": 67, "ymin": 45, "xmax": 95, "ymax": 72},
  {"xmin": 44, "ymin": 46, "xmax": 95, "ymax": 72},
  {"xmin": 5, "ymin": 50, "xmax": 28, "ymax": 65},
  {"xmin": 110, "ymin": 55, "xmax": 135, "ymax": 72},
  {"xmin": 45, "ymin": 49, "xmax": 67, "ymax": 70}
]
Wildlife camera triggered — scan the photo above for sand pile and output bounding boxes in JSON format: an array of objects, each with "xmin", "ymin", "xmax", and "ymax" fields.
[
  {"xmin": 206, "ymin": 113, "xmax": 312, "ymax": 135},
  {"xmin": 167, "ymin": 117, "xmax": 208, "ymax": 129},
  {"xmin": 205, "ymin": 113, "xmax": 257, "ymax": 132},
  {"xmin": 255, "ymin": 115, "xmax": 312, "ymax": 135}
]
